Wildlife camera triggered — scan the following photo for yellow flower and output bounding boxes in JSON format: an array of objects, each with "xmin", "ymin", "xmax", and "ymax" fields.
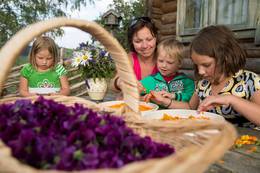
[
  {"xmin": 80, "ymin": 51, "xmax": 92, "ymax": 66},
  {"xmin": 71, "ymin": 56, "xmax": 82, "ymax": 67}
]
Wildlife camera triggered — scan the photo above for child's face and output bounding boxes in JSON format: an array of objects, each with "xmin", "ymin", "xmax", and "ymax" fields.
[
  {"xmin": 157, "ymin": 48, "xmax": 180, "ymax": 77},
  {"xmin": 35, "ymin": 49, "xmax": 54, "ymax": 71},
  {"xmin": 191, "ymin": 50, "xmax": 216, "ymax": 82}
]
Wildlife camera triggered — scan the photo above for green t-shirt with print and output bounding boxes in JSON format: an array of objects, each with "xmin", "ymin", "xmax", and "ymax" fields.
[{"xmin": 20, "ymin": 63, "xmax": 67, "ymax": 94}]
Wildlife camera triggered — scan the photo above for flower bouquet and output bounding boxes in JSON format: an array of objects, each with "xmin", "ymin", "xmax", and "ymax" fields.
[
  {"xmin": 71, "ymin": 42, "xmax": 116, "ymax": 100},
  {"xmin": 71, "ymin": 42, "xmax": 116, "ymax": 80}
]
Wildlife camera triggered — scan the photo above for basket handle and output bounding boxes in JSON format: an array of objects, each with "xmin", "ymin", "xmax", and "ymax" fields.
[{"xmin": 0, "ymin": 17, "xmax": 140, "ymax": 112}]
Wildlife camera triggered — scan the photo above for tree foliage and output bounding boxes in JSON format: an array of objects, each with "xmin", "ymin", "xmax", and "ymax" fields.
[
  {"xmin": 95, "ymin": 0, "xmax": 146, "ymax": 50},
  {"xmin": 0, "ymin": 0, "xmax": 95, "ymax": 47}
]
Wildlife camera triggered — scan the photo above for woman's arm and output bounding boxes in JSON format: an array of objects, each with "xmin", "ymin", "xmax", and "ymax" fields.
[
  {"xmin": 19, "ymin": 76, "xmax": 37, "ymax": 97},
  {"xmin": 56, "ymin": 75, "xmax": 70, "ymax": 96},
  {"xmin": 198, "ymin": 91, "xmax": 260, "ymax": 125}
]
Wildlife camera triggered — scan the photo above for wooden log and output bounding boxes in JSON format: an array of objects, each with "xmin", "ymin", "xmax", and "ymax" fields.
[
  {"xmin": 161, "ymin": 0, "xmax": 177, "ymax": 13},
  {"xmin": 181, "ymin": 58, "xmax": 194, "ymax": 70},
  {"xmin": 160, "ymin": 23, "xmax": 176, "ymax": 30},
  {"xmin": 246, "ymin": 49, "xmax": 260, "ymax": 58},
  {"xmin": 68, "ymin": 74, "xmax": 82, "ymax": 82},
  {"xmin": 7, "ymin": 71, "xmax": 20, "ymax": 79},
  {"xmin": 10, "ymin": 64, "xmax": 24, "ymax": 72},
  {"xmin": 159, "ymin": 26, "xmax": 176, "ymax": 35},
  {"xmin": 164, "ymin": 0, "xmax": 175, "ymax": 2},
  {"xmin": 161, "ymin": 12, "xmax": 177, "ymax": 25},
  {"xmin": 67, "ymin": 67, "xmax": 78, "ymax": 73},
  {"xmin": 151, "ymin": 14, "xmax": 162, "ymax": 20},
  {"xmin": 152, "ymin": 0, "xmax": 162, "ymax": 8},
  {"xmin": 70, "ymin": 81, "xmax": 85, "ymax": 90},
  {"xmin": 245, "ymin": 58, "xmax": 260, "ymax": 73},
  {"xmin": 159, "ymin": 30, "xmax": 176, "ymax": 37},
  {"xmin": 159, "ymin": 35, "xmax": 176, "ymax": 42},
  {"xmin": 3, "ymin": 81, "xmax": 19, "ymax": 88},
  {"xmin": 2, "ymin": 93, "xmax": 19, "ymax": 98},
  {"xmin": 181, "ymin": 57, "xmax": 260, "ymax": 74},
  {"xmin": 151, "ymin": 7, "xmax": 163, "ymax": 15},
  {"xmin": 145, "ymin": 0, "xmax": 151, "ymax": 17},
  {"xmin": 179, "ymin": 69, "xmax": 195, "ymax": 79},
  {"xmin": 153, "ymin": 20, "xmax": 162, "ymax": 30},
  {"xmin": 75, "ymin": 90, "xmax": 88, "ymax": 97},
  {"xmin": 241, "ymin": 43, "xmax": 260, "ymax": 58}
]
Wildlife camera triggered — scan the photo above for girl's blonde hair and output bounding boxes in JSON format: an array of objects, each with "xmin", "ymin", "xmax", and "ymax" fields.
[
  {"xmin": 157, "ymin": 38, "xmax": 185, "ymax": 65},
  {"xmin": 29, "ymin": 36, "xmax": 59, "ymax": 68}
]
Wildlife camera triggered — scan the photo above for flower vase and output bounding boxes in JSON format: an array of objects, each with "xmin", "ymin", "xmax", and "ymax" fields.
[{"xmin": 86, "ymin": 78, "xmax": 108, "ymax": 101}]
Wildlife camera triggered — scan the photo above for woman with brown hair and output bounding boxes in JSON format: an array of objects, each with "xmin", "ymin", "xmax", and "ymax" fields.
[
  {"xmin": 112, "ymin": 17, "xmax": 158, "ymax": 91},
  {"xmin": 150, "ymin": 25, "xmax": 260, "ymax": 126}
]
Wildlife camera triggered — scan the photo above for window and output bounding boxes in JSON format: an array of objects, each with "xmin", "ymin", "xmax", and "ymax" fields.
[{"xmin": 177, "ymin": 0, "xmax": 260, "ymax": 43}]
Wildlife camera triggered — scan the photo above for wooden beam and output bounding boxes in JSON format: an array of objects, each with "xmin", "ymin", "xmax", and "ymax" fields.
[
  {"xmin": 161, "ymin": 0, "xmax": 177, "ymax": 13},
  {"xmin": 161, "ymin": 12, "xmax": 177, "ymax": 25},
  {"xmin": 152, "ymin": 0, "xmax": 162, "ymax": 8}
]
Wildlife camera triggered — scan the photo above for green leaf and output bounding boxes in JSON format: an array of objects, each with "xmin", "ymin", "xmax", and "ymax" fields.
[{"xmin": 73, "ymin": 149, "xmax": 84, "ymax": 161}]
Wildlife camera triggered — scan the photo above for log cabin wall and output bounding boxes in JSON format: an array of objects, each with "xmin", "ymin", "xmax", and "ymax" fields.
[{"xmin": 146, "ymin": 0, "xmax": 260, "ymax": 78}]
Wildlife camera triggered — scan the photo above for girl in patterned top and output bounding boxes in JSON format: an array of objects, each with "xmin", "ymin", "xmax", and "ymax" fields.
[
  {"xmin": 149, "ymin": 25, "xmax": 260, "ymax": 126},
  {"xmin": 19, "ymin": 36, "xmax": 70, "ymax": 97}
]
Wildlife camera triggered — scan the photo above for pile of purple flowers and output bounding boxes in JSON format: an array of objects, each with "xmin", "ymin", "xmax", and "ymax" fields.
[{"xmin": 0, "ymin": 97, "xmax": 174, "ymax": 171}]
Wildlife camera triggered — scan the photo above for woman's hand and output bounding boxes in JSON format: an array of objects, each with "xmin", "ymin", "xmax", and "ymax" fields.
[{"xmin": 197, "ymin": 95, "xmax": 230, "ymax": 112}]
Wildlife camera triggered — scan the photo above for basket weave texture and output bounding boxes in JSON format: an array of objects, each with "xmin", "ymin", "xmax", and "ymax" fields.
[{"xmin": 0, "ymin": 17, "xmax": 237, "ymax": 173}]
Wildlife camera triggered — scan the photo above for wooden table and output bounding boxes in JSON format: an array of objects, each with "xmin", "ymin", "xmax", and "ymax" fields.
[
  {"xmin": 206, "ymin": 127, "xmax": 260, "ymax": 173},
  {"xmin": 84, "ymin": 90, "xmax": 260, "ymax": 173}
]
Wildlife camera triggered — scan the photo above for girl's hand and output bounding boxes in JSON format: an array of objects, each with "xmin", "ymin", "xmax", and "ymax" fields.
[
  {"xmin": 197, "ymin": 95, "xmax": 231, "ymax": 112},
  {"xmin": 160, "ymin": 90, "xmax": 175, "ymax": 99},
  {"xmin": 143, "ymin": 91, "xmax": 172, "ymax": 107},
  {"xmin": 143, "ymin": 92, "xmax": 154, "ymax": 102},
  {"xmin": 150, "ymin": 91, "xmax": 171, "ymax": 106}
]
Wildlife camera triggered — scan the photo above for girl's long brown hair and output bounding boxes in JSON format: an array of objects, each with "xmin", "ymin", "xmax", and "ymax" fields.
[{"xmin": 190, "ymin": 25, "xmax": 246, "ymax": 83}]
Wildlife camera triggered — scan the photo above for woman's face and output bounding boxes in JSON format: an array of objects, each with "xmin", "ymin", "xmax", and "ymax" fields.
[
  {"xmin": 35, "ymin": 49, "xmax": 54, "ymax": 71},
  {"xmin": 157, "ymin": 47, "xmax": 180, "ymax": 77},
  {"xmin": 191, "ymin": 50, "xmax": 216, "ymax": 82},
  {"xmin": 132, "ymin": 26, "xmax": 156, "ymax": 58}
]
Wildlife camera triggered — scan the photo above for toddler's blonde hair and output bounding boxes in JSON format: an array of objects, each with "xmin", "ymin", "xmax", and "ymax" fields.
[{"xmin": 157, "ymin": 38, "xmax": 185, "ymax": 65}]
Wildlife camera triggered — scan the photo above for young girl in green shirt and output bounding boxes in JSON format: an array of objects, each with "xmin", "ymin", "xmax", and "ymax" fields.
[{"xmin": 19, "ymin": 36, "xmax": 70, "ymax": 96}]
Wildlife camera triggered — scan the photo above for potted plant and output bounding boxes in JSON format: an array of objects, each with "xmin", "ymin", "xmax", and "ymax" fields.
[{"xmin": 71, "ymin": 42, "xmax": 116, "ymax": 101}]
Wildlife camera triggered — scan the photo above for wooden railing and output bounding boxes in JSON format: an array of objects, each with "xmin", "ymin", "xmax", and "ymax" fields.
[{"xmin": 1, "ymin": 63, "xmax": 87, "ymax": 98}]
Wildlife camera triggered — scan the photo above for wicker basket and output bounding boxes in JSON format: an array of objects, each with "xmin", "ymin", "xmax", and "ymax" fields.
[{"xmin": 0, "ymin": 17, "xmax": 237, "ymax": 173}]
